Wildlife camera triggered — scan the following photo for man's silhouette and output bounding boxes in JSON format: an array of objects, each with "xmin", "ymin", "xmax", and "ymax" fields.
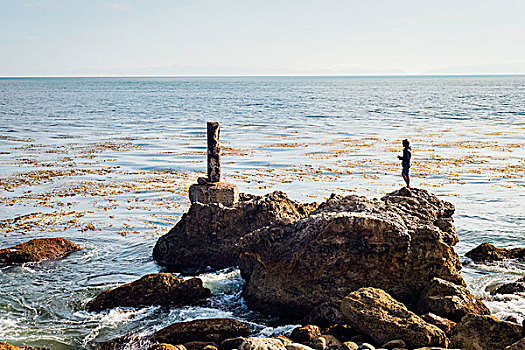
[{"xmin": 398, "ymin": 139, "xmax": 411, "ymax": 188}]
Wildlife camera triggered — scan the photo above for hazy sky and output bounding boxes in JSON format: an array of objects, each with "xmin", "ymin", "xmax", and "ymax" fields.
[{"xmin": 1, "ymin": 0, "xmax": 524, "ymax": 76}]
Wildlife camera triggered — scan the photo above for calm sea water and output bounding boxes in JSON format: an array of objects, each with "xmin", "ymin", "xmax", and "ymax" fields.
[{"xmin": 0, "ymin": 76, "xmax": 524, "ymax": 349}]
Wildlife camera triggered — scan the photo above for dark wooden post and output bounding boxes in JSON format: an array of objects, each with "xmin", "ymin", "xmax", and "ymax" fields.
[{"xmin": 207, "ymin": 121, "xmax": 221, "ymax": 183}]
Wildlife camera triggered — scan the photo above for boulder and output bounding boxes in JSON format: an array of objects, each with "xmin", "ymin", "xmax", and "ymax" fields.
[
  {"xmin": 303, "ymin": 301, "xmax": 345, "ymax": 327},
  {"xmin": 0, "ymin": 238, "xmax": 81, "ymax": 264},
  {"xmin": 505, "ymin": 338, "xmax": 525, "ymax": 350},
  {"xmin": 493, "ymin": 277, "xmax": 525, "ymax": 295},
  {"xmin": 465, "ymin": 243, "xmax": 525, "ymax": 262},
  {"xmin": 0, "ymin": 343, "xmax": 50, "ymax": 350},
  {"xmin": 420, "ymin": 313, "xmax": 456, "ymax": 336},
  {"xmin": 341, "ymin": 343, "xmax": 358, "ymax": 350},
  {"xmin": 286, "ymin": 344, "xmax": 315, "ymax": 350},
  {"xmin": 151, "ymin": 318, "xmax": 252, "ymax": 345},
  {"xmin": 290, "ymin": 325, "xmax": 321, "ymax": 344},
  {"xmin": 238, "ymin": 338, "xmax": 287, "ymax": 350},
  {"xmin": 153, "ymin": 191, "xmax": 316, "ymax": 271},
  {"xmin": 238, "ymin": 188, "xmax": 467, "ymax": 318},
  {"xmin": 310, "ymin": 335, "xmax": 343, "ymax": 350},
  {"xmin": 149, "ymin": 345, "xmax": 186, "ymax": 350},
  {"xmin": 220, "ymin": 337, "xmax": 247, "ymax": 350},
  {"xmin": 450, "ymin": 314, "xmax": 523, "ymax": 350},
  {"xmin": 86, "ymin": 273, "xmax": 211, "ymax": 311},
  {"xmin": 416, "ymin": 277, "xmax": 490, "ymax": 321},
  {"xmin": 184, "ymin": 342, "xmax": 218, "ymax": 350},
  {"xmin": 340, "ymin": 288, "xmax": 448, "ymax": 349}
]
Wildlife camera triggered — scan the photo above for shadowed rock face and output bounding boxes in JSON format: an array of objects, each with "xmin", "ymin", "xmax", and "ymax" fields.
[
  {"xmin": 466, "ymin": 242, "xmax": 525, "ymax": 262},
  {"xmin": 153, "ymin": 191, "xmax": 317, "ymax": 272},
  {"xmin": 86, "ymin": 273, "xmax": 211, "ymax": 311},
  {"xmin": 493, "ymin": 277, "xmax": 525, "ymax": 295},
  {"xmin": 0, "ymin": 238, "xmax": 81, "ymax": 265},
  {"xmin": 151, "ymin": 318, "xmax": 252, "ymax": 345},
  {"xmin": 238, "ymin": 188, "xmax": 472, "ymax": 319}
]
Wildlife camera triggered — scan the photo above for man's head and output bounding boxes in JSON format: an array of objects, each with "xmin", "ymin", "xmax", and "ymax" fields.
[{"xmin": 402, "ymin": 139, "xmax": 409, "ymax": 148}]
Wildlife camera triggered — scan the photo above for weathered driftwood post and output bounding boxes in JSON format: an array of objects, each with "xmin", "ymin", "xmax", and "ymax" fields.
[
  {"xmin": 189, "ymin": 121, "xmax": 239, "ymax": 206},
  {"xmin": 207, "ymin": 121, "xmax": 221, "ymax": 182}
]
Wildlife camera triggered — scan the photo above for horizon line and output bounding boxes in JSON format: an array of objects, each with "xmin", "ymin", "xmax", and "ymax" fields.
[{"xmin": 1, "ymin": 73, "xmax": 525, "ymax": 79}]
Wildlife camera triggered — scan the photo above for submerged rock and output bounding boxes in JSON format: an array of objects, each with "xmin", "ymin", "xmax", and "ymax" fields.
[
  {"xmin": 153, "ymin": 191, "xmax": 316, "ymax": 271},
  {"xmin": 86, "ymin": 273, "xmax": 211, "ymax": 311},
  {"xmin": 450, "ymin": 314, "xmax": 523, "ymax": 350},
  {"xmin": 0, "ymin": 238, "xmax": 81, "ymax": 265},
  {"xmin": 238, "ymin": 188, "xmax": 474, "ymax": 318},
  {"xmin": 493, "ymin": 277, "xmax": 525, "ymax": 295},
  {"xmin": 151, "ymin": 318, "xmax": 252, "ymax": 345},
  {"xmin": 465, "ymin": 242, "xmax": 525, "ymax": 262},
  {"xmin": 417, "ymin": 277, "xmax": 490, "ymax": 322},
  {"xmin": 340, "ymin": 287, "xmax": 448, "ymax": 349}
]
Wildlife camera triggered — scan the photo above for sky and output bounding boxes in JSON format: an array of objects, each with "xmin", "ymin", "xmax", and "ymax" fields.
[{"xmin": 1, "ymin": 0, "xmax": 524, "ymax": 76}]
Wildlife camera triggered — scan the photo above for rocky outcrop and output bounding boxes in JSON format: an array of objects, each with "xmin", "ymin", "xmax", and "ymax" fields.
[
  {"xmin": 238, "ymin": 188, "xmax": 475, "ymax": 318},
  {"xmin": 0, "ymin": 238, "xmax": 81, "ymax": 264},
  {"xmin": 420, "ymin": 313, "xmax": 456, "ymax": 336},
  {"xmin": 417, "ymin": 277, "xmax": 490, "ymax": 321},
  {"xmin": 505, "ymin": 338, "xmax": 525, "ymax": 350},
  {"xmin": 466, "ymin": 242, "xmax": 525, "ymax": 262},
  {"xmin": 153, "ymin": 191, "xmax": 316, "ymax": 271},
  {"xmin": 86, "ymin": 273, "xmax": 211, "ymax": 311},
  {"xmin": 493, "ymin": 277, "xmax": 525, "ymax": 295},
  {"xmin": 340, "ymin": 288, "xmax": 448, "ymax": 348},
  {"xmin": 151, "ymin": 318, "xmax": 252, "ymax": 345},
  {"xmin": 450, "ymin": 314, "xmax": 523, "ymax": 350}
]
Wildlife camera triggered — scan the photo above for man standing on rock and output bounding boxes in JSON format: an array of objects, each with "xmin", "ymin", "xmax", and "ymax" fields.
[{"xmin": 398, "ymin": 139, "xmax": 411, "ymax": 188}]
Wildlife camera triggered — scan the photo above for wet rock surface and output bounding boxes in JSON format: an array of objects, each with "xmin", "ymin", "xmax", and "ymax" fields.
[
  {"xmin": 86, "ymin": 273, "xmax": 211, "ymax": 311},
  {"xmin": 450, "ymin": 314, "xmax": 523, "ymax": 350},
  {"xmin": 238, "ymin": 188, "xmax": 472, "ymax": 318},
  {"xmin": 416, "ymin": 277, "xmax": 490, "ymax": 322},
  {"xmin": 151, "ymin": 318, "xmax": 252, "ymax": 345},
  {"xmin": 0, "ymin": 343, "xmax": 50, "ymax": 350},
  {"xmin": 493, "ymin": 277, "xmax": 525, "ymax": 295},
  {"xmin": 465, "ymin": 242, "xmax": 525, "ymax": 262},
  {"xmin": 153, "ymin": 191, "xmax": 316, "ymax": 271},
  {"xmin": 0, "ymin": 238, "xmax": 81, "ymax": 265},
  {"xmin": 340, "ymin": 287, "xmax": 448, "ymax": 349}
]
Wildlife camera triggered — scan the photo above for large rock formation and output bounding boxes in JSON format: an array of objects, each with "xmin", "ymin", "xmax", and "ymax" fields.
[
  {"xmin": 237, "ymin": 187, "xmax": 482, "ymax": 319},
  {"xmin": 153, "ymin": 191, "xmax": 316, "ymax": 271},
  {"xmin": 466, "ymin": 242, "xmax": 525, "ymax": 262},
  {"xmin": 86, "ymin": 273, "xmax": 211, "ymax": 311},
  {"xmin": 450, "ymin": 314, "xmax": 523, "ymax": 350},
  {"xmin": 340, "ymin": 287, "xmax": 448, "ymax": 348},
  {"xmin": 0, "ymin": 238, "xmax": 81, "ymax": 264}
]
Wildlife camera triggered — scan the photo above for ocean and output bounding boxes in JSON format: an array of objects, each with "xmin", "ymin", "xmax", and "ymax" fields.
[{"xmin": 0, "ymin": 76, "xmax": 524, "ymax": 349}]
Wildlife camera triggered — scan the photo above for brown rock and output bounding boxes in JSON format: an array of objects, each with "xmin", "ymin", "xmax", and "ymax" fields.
[
  {"xmin": 420, "ymin": 313, "xmax": 456, "ymax": 336},
  {"xmin": 152, "ymin": 318, "xmax": 252, "ymax": 345},
  {"xmin": 0, "ymin": 343, "xmax": 50, "ymax": 350},
  {"xmin": 450, "ymin": 314, "xmax": 523, "ymax": 350},
  {"xmin": 465, "ymin": 242, "xmax": 525, "ymax": 262},
  {"xmin": 149, "ymin": 345, "xmax": 187, "ymax": 350},
  {"xmin": 381, "ymin": 340, "xmax": 406, "ymax": 349},
  {"xmin": 238, "ymin": 188, "xmax": 464, "ymax": 318},
  {"xmin": 341, "ymin": 342, "xmax": 358, "ymax": 350},
  {"xmin": 290, "ymin": 325, "xmax": 321, "ymax": 344},
  {"xmin": 184, "ymin": 342, "xmax": 218, "ymax": 350},
  {"xmin": 417, "ymin": 277, "xmax": 490, "ymax": 321},
  {"xmin": 504, "ymin": 338, "xmax": 525, "ymax": 350},
  {"xmin": 493, "ymin": 277, "xmax": 525, "ymax": 295},
  {"xmin": 286, "ymin": 344, "xmax": 315, "ymax": 350},
  {"xmin": 303, "ymin": 301, "xmax": 345, "ymax": 327},
  {"xmin": 340, "ymin": 287, "xmax": 448, "ymax": 349},
  {"xmin": 154, "ymin": 191, "xmax": 316, "ymax": 272},
  {"xmin": 86, "ymin": 273, "xmax": 211, "ymax": 311},
  {"xmin": 220, "ymin": 338, "xmax": 247, "ymax": 350},
  {"xmin": 0, "ymin": 238, "xmax": 81, "ymax": 264},
  {"xmin": 238, "ymin": 338, "xmax": 287, "ymax": 350},
  {"xmin": 310, "ymin": 335, "xmax": 343, "ymax": 350}
]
